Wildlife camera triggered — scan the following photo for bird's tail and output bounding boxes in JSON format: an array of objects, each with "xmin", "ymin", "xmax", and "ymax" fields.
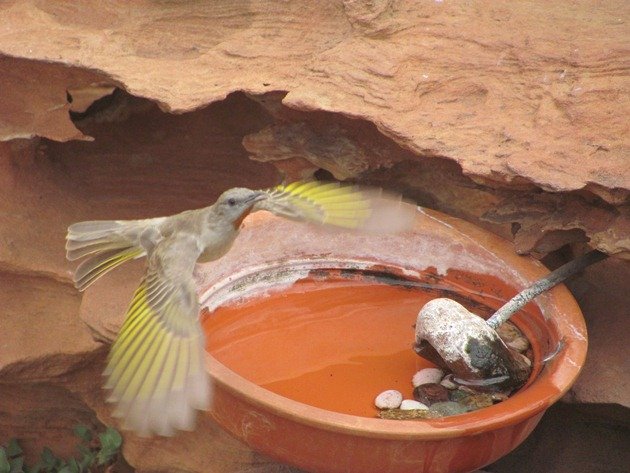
[{"xmin": 66, "ymin": 220, "xmax": 146, "ymax": 291}]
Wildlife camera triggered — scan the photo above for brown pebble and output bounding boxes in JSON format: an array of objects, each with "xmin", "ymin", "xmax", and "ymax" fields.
[
  {"xmin": 491, "ymin": 392, "xmax": 509, "ymax": 403},
  {"xmin": 413, "ymin": 383, "xmax": 449, "ymax": 405},
  {"xmin": 458, "ymin": 393, "xmax": 495, "ymax": 410},
  {"xmin": 525, "ymin": 347, "xmax": 534, "ymax": 363},
  {"xmin": 448, "ymin": 388, "xmax": 470, "ymax": 403}
]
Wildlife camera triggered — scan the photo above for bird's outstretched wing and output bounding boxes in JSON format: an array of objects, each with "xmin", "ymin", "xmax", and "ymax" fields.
[
  {"xmin": 103, "ymin": 234, "xmax": 210, "ymax": 436},
  {"xmin": 256, "ymin": 180, "xmax": 416, "ymax": 233}
]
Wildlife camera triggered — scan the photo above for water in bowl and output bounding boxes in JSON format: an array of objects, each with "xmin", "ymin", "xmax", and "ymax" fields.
[{"xmin": 202, "ymin": 271, "xmax": 536, "ymax": 418}]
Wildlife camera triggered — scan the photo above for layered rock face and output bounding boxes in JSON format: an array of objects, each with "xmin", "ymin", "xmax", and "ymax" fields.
[{"xmin": 0, "ymin": 1, "xmax": 627, "ymax": 472}]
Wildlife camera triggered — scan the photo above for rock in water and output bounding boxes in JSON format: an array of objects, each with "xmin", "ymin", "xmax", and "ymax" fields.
[
  {"xmin": 412, "ymin": 368, "xmax": 444, "ymax": 387},
  {"xmin": 414, "ymin": 298, "xmax": 531, "ymax": 391},
  {"xmin": 413, "ymin": 383, "xmax": 450, "ymax": 405},
  {"xmin": 400, "ymin": 399, "xmax": 429, "ymax": 410},
  {"xmin": 374, "ymin": 390, "xmax": 403, "ymax": 409}
]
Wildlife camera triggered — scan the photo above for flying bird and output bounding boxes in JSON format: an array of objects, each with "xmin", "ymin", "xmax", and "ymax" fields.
[{"xmin": 66, "ymin": 180, "xmax": 416, "ymax": 436}]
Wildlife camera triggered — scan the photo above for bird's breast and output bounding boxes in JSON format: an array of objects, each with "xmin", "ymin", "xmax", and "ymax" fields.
[{"xmin": 197, "ymin": 226, "xmax": 238, "ymax": 263}]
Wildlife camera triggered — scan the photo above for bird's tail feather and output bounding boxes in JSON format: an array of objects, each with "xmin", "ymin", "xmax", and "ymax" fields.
[
  {"xmin": 66, "ymin": 220, "xmax": 145, "ymax": 291},
  {"xmin": 67, "ymin": 220, "xmax": 127, "ymax": 240}
]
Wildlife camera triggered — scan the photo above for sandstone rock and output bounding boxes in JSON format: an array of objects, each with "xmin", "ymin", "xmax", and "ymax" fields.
[
  {"xmin": 0, "ymin": 96, "xmax": 285, "ymax": 472},
  {"xmin": 0, "ymin": 57, "xmax": 107, "ymax": 142},
  {"xmin": 483, "ymin": 193, "xmax": 630, "ymax": 257},
  {"xmin": 0, "ymin": 266, "xmax": 106, "ymax": 465},
  {"xmin": 0, "ymin": 0, "xmax": 627, "ymax": 201},
  {"xmin": 564, "ymin": 258, "xmax": 630, "ymax": 407}
]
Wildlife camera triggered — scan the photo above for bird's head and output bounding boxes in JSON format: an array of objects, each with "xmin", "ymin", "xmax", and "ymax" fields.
[{"xmin": 215, "ymin": 187, "xmax": 268, "ymax": 227}]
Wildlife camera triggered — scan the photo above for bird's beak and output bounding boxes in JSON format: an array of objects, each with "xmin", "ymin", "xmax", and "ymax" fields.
[{"xmin": 248, "ymin": 192, "xmax": 268, "ymax": 204}]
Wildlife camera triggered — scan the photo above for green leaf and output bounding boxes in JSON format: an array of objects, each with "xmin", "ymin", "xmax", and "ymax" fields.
[
  {"xmin": 78, "ymin": 451, "xmax": 94, "ymax": 471},
  {"xmin": 65, "ymin": 458, "xmax": 80, "ymax": 473},
  {"xmin": 0, "ymin": 448, "xmax": 11, "ymax": 473},
  {"xmin": 6, "ymin": 440, "xmax": 22, "ymax": 459},
  {"xmin": 98, "ymin": 428, "xmax": 122, "ymax": 451},
  {"xmin": 40, "ymin": 448, "xmax": 58, "ymax": 470},
  {"xmin": 72, "ymin": 425, "xmax": 92, "ymax": 443},
  {"xmin": 96, "ymin": 428, "xmax": 122, "ymax": 465},
  {"xmin": 8, "ymin": 456, "xmax": 24, "ymax": 473},
  {"xmin": 95, "ymin": 449, "xmax": 112, "ymax": 467},
  {"xmin": 76, "ymin": 445, "xmax": 90, "ymax": 458}
]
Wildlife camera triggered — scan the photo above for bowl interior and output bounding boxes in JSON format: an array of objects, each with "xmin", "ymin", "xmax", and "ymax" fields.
[
  {"xmin": 198, "ymin": 210, "xmax": 586, "ymax": 441},
  {"xmin": 202, "ymin": 261, "xmax": 557, "ymax": 429}
]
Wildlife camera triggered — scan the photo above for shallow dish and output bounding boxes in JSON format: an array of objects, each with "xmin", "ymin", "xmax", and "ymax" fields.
[{"xmin": 197, "ymin": 209, "xmax": 587, "ymax": 473}]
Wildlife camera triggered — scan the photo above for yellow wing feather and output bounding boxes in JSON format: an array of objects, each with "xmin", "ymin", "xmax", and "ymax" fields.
[
  {"xmin": 103, "ymin": 236, "xmax": 209, "ymax": 436},
  {"xmin": 73, "ymin": 247, "xmax": 144, "ymax": 291},
  {"xmin": 259, "ymin": 180, "xmax": 416, "ymax": 233}
]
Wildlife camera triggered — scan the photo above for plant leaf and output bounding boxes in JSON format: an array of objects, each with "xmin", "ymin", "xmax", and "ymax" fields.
[
  {"xmin": 8, "ymin": 456, "xmax": 24, "ymax": 473},
  {"xmin": 72, "ymin": 426, "xmax": 92, "ymax": 443},
  {"xmin": 0, "ymin": 448, "xmax": 11, "ymax": 473},
  {"xmin": 66, "ymin": 458, "xmax": 80, "ymax": 473},
  {"xmin": 40, "ymin": 448, "xmax": 58, "ymax": 470},
  {"xmin": 99, "ymin": 428, "xmax": 122, "ymax": 451},
  {"xmin": 78, "ymin": 451, "xmax": 94, "ymax": 471},
  {"xmin": 5, "ymin": 440, "xmax": 22, "ymax": 459},
  {"xmin": 96, "ymin": 428, "xmax": 122, "ymax": 465}
]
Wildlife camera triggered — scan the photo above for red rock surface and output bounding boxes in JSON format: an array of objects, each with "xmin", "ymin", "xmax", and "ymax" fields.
[
  {"xmin": 0, "ymin": 0, "xmax": 627, "ymax": 200},
  {"xmin": 0, "ymin": 96, "xmax": 282, "ymax": 472},
  {"xmin": 564, "ymin": 257, "xmax": 630, "ymax": 407},
  {"xmin": 0, "ymin": 1, "xmax": 628, "ymax": 472}
]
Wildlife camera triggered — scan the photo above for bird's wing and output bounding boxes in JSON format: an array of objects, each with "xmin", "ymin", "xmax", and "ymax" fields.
[
  {"xmin": 256, "ymin": 180, "xmax": 416, "ymax": 233},
  {"xmin": 104, "ymin": 233, "xmax": 210, "ymax": 436}
]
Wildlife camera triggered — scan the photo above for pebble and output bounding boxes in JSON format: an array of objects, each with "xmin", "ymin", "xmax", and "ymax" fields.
[
  {"xmin": 413, "ymin": 383, "xmax": 450, "ymax": 405},
  {"xmin": 458, "ymin": 393, "xmax": 495, "ymax": 410},
  {"xmin": 428, "ymin": 401, "xmax": 470, "ymax": 417},
  {"xmin": 412, "ymin": 368, "xmax": 444, "ymax": 387},
  {"xmin": 497, "ymin": 321, "xmax": 530, "ymax": 353},
  {"xmin": 506, "ymin": 337, "xmax": 530, "ymax": 353},
  {"xmin": 448, "ymin": 388, "xmax": 470, "ymax": 403},
  {"xmin": 517, "ymin": 352, "xmax": 532, "ymax": 367},
  {"xmin": 400, "ymin": 399, "xmax": 429, "ymax": 410},
  {"xmin": 491, "ymin": 392, "xmax": 509, "ymax": 403},
  {"xmin": 374, "ymin": 390, "xmax": 403, "ymax": 409}
]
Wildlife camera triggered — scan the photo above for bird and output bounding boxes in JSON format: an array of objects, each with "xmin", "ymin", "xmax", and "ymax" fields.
[{"xmin": 66, "ymin": 180, "xmax": 416, "ymax": 436}]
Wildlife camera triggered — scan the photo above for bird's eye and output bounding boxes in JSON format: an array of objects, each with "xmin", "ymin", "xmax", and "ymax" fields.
[{"xmin": 227, "ymin": 198, "xmax": 236, "ymax": 206}]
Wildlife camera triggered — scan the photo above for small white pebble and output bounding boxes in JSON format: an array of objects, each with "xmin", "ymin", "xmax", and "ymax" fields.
[
  {"xmin": 412, "ymin": 368, "xmax": 444, "ymax": 387},
  {"xmin": 400, "ymin": 399, "xmax": 429, "ymax": 410},
  {"xmin": 518, "ymin": 353, "xmax": 532, "ymax": 367},
  {"xmin": 374, "ymin": 390, "xmax": 403, "ymax": 409},
  {"xmin": 507, "ymin": 337, "xmax": 530, "ymax": 353}
]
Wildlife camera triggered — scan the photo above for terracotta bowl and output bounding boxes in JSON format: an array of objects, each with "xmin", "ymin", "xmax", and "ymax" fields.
[{"xmin": 197, "ymin": 208, "xmax": 587, "ymax": 473}]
